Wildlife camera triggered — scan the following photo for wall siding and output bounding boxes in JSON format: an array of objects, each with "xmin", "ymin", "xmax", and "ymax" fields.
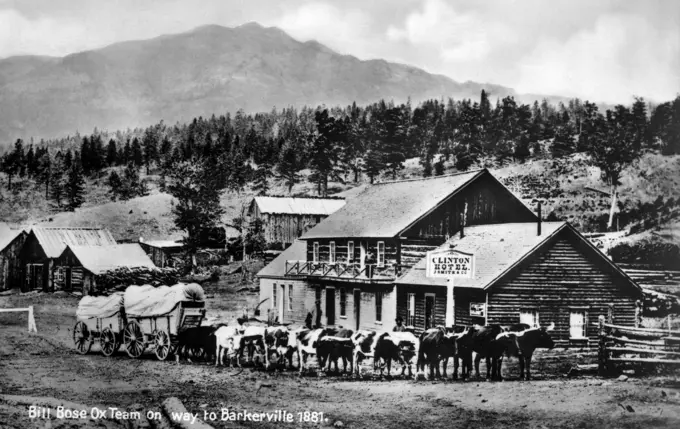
[
  {"xmin": 396, "ymin": 285, "xmax": 447, "ymax": 334},
  {"xmin": 260, "ymin": 213, "xmax": 325, "ymax": 245},
  {"xmin": 259, "ymin": 277, "xmax": 309, "ymax": 325},
  {"xmin": 403, "ymin": 174, "xmax": 535, "ymax": 239},
  {"xmin": 0, "ymin": 233, "xmax": 27, "ymax": 290},
  {"xmin": 487, "ymin": 233, "xmax": 640, "ymax": 345}
]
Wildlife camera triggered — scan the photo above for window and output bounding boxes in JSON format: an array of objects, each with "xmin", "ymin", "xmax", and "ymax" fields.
[
  {"xmin": 329, "ymin": 241, "xmax": 336, "ymax": 263},
  {"xmin": 313, "ymin": 242, "xmax": 319, "ymax": 263},
  {"xmin": 407, "ymin": 293, "xmax": 416, "ymax": 326},
  {"xmin": 470, "ymin": 303, "xmax": 486, "ymax": 317},
  {"xmin": 375, "ymin": 292, "xmax": 383, "ymax": 322},
  {"xmin": 54, "ymin": 267, "xmax": 64, "ymax": 282},
  {"xmin": 377, "ymin": 241, "xmax": 385, "ymax": 267},
  {"xmin": 570, "ymin": 311, "xmax": 587, "ymax": 339},
  {"xmin": 272, "ymin": 283, "xmax": 277, "ymax": 309},
  {"xmin": 519, "ymin": 310, "xmax": 539, "ymax": 328},
  {"xmin": 347, "ymin": 241, "xmax": 354, "ymax": 263},
  {"xmin": 340, "ymin": 288, "xmax": 347, "ymax": 317},
  {"xmin": 288, "ymin": 284, "xmax": 294, "ymax": 311}
]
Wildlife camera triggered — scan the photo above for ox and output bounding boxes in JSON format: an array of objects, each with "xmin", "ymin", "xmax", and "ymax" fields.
[
  {"xmin": 296, "ymin": 328, "xmax": 337, "ymax": 375},
  {"xmin": 263, "ymin": 326, "xmax": 291, "ymax": 368},
  {"xmin": 494, "ymin": 322, "xmax": 555, "ymax": 380},
  {"xmin": 175, "ymin": 325, "xmax": 218, "ymax": 363},
  {"xmin": 352, "ymin": 331, "xmax": 417, "ymax": 377},
  {"xmin": 417, "ymin": 327, "xmax": 471, "ymax": 380},
  {"xmin": 213, "ymin": 326, "xmax": 241, "ymax": 366},
  {"xmin": 316, "ymin": 329, "xmax": 354, "ymax": 374}
]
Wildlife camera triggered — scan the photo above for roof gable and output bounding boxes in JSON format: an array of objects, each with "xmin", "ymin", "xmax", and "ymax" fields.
[
  {"xmin": 251, "ymin": 196, "xmax": 346, "ymax": 216},
  {"xmin": 32, "ymin": 227, "xmax": 118, "ymax": 258},
  {"xmin": 396, "ymin": 222, "xmax": 641, "ymax": 293},
  {"xmin": 302, "ymin": 169, "xmax": 490, "ymax": 239},
  {"xmin": 0, "ymin": 227, "xmax": 26, "ymax": 253},
  {"xmin": 62, "ymin": 244, "xmax": 156, "ymax": 275}
]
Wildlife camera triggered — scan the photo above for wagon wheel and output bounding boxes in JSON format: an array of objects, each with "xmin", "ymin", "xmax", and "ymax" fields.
[
  {"xmin": 100, "ymin": 327, "xmax": 118, "ymax": 357},
  {"xmin": 154, "ymin": 330, "xmax": 171, "ymax": 361},
  {"xmin": 124, "ymin": 321, "xmax": 146, "ymax": 358},
  {"xmin": 73, "ymin": 321, "xmax": 92, "ymax": 354}
]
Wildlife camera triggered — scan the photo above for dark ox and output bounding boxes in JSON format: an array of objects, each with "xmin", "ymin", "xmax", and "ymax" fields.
[
  {"xmin": 296, "ymin": 328, "xmax": 338, "ymax": 375},
  {"xmin": 176, "ymin": 325, "xmax": 218, "ymax": 363},
  {"xmin": 316, "ymin": 329, "xmax": 355, "ymax": 374},
  {"xmin": 417, "ymin": 326, "xmax": 473, "ymax": 380},
  {"xmin": 494, "ymin": 322, "xmax": 555, "ymax": 380}
]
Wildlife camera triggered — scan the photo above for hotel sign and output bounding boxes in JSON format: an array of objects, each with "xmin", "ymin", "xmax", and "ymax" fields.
[{"xmin": 426, "ymin": 249, "xmax": 475, "ymax": 279}]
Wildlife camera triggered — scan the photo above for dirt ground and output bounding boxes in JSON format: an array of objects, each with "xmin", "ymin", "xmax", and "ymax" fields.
[{"xmin": 1, "ymin": 290, "xmax": 680, "ymax": 429}]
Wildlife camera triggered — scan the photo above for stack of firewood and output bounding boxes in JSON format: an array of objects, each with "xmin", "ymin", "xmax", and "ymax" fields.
[
  {"xmin": 642, "ymin": 288, "xmax": 680, "ymax": 317},
  {"xmin": 95, "ymin": 267, "xmax": 181, "ymax": 292}
]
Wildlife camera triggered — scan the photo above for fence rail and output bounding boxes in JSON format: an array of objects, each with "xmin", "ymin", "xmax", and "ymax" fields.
[
  {"xmin": 0, "ymin": 306, "xmax": 38, "ymax": 332},
  {"xmin": 598, "ymin": 315, "xmax": 680, "ymax": 375}
]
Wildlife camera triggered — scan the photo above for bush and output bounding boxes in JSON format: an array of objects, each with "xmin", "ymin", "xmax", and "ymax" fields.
[{"xmin": 608, "ymin": 240, "xmax": 680, "ymax": 269}]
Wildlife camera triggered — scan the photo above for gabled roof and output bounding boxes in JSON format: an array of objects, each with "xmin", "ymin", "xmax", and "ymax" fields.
[
  {"xmin": 396, "ymin": 222, "xmax": 641, "ymax": 293},
  {"xmin": 31, "ymin": 227, "xmax": 117, "ymax": 258},
  {"xmin": 251, "ymin": 196, "xmax": 346, "ymax": 216},
  {"xmin": 256, "ymin": 240, "xmax": 307, "ymax": 278},
  {"xmin": 0, "ymin": 224, "xmax": 26, "ymax": 252},
  {"xmin": 140, "ymin": 240, "xmax": 185, "ymax": 249},
  {"xmin": 302, "ymin": 169, "xmax": 534, "ymax": 239},
  {"xmin": 62, "ymin": 244, "xmax": 156, "ymax": 275}
]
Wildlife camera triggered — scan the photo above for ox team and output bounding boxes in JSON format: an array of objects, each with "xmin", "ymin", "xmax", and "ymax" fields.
[{"xmin": 179, "ymin": 316, "xmax": 555, "ymax": 381}]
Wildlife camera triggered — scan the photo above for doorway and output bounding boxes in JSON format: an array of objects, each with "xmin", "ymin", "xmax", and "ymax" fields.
[
  {"xmin": 278, "ymin": 284, "xmax": 286, "ymax": 322},
  {"xmin": 326, "ymin": 288, "xmax": 336, "ymax": 326},
  {"xmin": 353, "ymin": 290, "xmax": 361, "ymax": 330},
  {"xmin": 425, "ymin": 294, "xmax": 436, "ymax": 330}
]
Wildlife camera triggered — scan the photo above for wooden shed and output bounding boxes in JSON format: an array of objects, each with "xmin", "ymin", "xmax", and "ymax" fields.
[
  {"xmin": 260, "ymin": 169, "xmax": 538, "ymax": 331},
  {"xmin": 18, "ymin": 227, "xmax": 117, "ymax": 292},
  {"xmin": 139, "ymin": 239, "xmax": 185, "ymax": 268},
  {"xmin": 396, "ymin": 222, "xmax": 642, "ymax": 345},
  {"xmin": 54, "ymin": 244, "xmax": 156, "ymax": 295},
  {"xmin": 248, "ymin": 196, "xmax": 346, "ymax": 246},
  {"xmin": 0, "ymin": 224, "xmax": 28, "ymax": 290}
]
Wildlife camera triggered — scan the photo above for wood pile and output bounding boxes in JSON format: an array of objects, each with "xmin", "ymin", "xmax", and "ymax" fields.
[
  {"xmin": 642, "ymin": 288, "xmax": 680, "ymax": 317},
  {"xmin": 96, "ymin": 267, "xmax": 180, "ymax": 292}
]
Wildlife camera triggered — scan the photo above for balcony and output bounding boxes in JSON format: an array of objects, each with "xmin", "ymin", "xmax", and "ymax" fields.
[{"xmin": 284, "ymin": 261, "xmax": 402, "ymax": 282}]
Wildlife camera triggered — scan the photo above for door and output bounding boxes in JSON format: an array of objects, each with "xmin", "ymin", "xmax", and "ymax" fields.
[
  {"xmin": 353, "ymin": 290, "xmax": 361, "ymax": 330},
  {"xmin": 326, "ymin": 288, "xmax": 336, "ymax": 326},
  {"xmin": 425, "ymin": 295, "xmax": 436, "ymax": 330},
  {"xmin": 65, "ymin": 268, "xmax": 73, "ymax": 291},
  {"xmin": 278, "ymin": 284, "xmax": 286, "ymax": 322}
]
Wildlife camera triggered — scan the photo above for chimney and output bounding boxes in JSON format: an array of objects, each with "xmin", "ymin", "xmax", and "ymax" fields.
[{"xmin": 537, "ymin": 201, "xmax": 542, "ymax": 236}]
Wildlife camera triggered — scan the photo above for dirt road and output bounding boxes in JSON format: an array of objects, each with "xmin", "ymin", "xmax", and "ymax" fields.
[{"xmin": 1, "ymin": 292, "xmax": 679, "ymax": 429}]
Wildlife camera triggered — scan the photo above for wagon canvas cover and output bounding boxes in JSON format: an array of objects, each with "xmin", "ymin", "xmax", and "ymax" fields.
[
  {"xmin": 124, "ymin": 283, "xmax": 205, "ymax": 317},
  {"xmin": 76, "ymin": 292, "xmax": 124, "ymax": 320}
]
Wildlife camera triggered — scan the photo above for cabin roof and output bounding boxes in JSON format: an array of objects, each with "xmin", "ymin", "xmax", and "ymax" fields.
[
  {"xmin": 251, "ymin": 196, "xmax": 346, "ymax": 216},
  {"xmin": 140, "ymin": 240, "xmax": 185, "ymax": 249},
  {"xmin": 396, "ymin": 222, "xmax": 641, "ymax": 293},
  {"xmin": 61, "ymin": 244, "xmax": 156, "ymax": 275},
  {"xmin": 31, "ymin": 227, "xmax": 118, "ymax": 258},
  {"xmin": 0, "ymin": 224, "xmax": 26, "ymax": 252},
  {"xmin": 302, "ymin": 169, "xmax": 531, "ymax": 239},
  {"xmin": 256, "ymin": 240, "xmax": 307, "ymax": 278}
]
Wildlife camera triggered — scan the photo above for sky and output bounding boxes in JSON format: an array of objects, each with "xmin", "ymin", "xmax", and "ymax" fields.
[{"xmin": 1, "ymin": 0, "xmax": 678, "ymax": 104}]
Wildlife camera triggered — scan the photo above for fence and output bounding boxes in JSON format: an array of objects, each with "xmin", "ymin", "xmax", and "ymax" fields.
[
  {"xmin": 0, "ymin": 306, "xmax": 38, "ymax": 333},
  {"xmin": 598, "ymin": 314, "xmax": 680, "ymax": 375}
]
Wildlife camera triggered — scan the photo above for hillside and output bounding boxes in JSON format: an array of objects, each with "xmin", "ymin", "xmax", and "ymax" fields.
[{"xmin": 0, "ymin": 22, "xmax": 570, "ymax": 145}]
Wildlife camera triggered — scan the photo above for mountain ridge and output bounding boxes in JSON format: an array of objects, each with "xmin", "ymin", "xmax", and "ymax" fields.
[{"xmin": 0, "ymin": 22, "xmax": 567, "ymax": 144}]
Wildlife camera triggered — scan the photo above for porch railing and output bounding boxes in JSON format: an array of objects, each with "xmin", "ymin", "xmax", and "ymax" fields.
[{"xmin": 284, "ymin": 261, "xmax": 402, "ymax": 280}]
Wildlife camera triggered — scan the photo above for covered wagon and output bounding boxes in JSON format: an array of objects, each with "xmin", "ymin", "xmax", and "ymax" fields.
[
  {"xmin": 122, "ymin": 283, "xmax": 206, "ymax": 360},
  {"xmin": 74, "ymin": 292, "xmax": 125, "ymax": 356}
]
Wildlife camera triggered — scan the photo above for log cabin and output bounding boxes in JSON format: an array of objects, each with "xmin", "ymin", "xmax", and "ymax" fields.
[
  {"xmin": 258, "ymin": 169, "xmax": 538, "ymax": 330},
  {"xmin": 257, "ymin": 168, "xmax": 643, "ymax": 345},
  {"xmin": 54, "ymin": 244, "xmax": 156, "ymax": 295},
  {"xmin": 18, "ymin": 227, "xmax": 117, "ymax": 292},
  {"xmin": 248, "ymin": 196, "xmax": 346, "ymax": 247},
  {"xmin": 0, "ymin": 224, "xmax": 28, "ymax": 290}
]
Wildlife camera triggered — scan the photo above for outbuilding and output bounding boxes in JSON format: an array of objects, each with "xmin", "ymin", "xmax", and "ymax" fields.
[{"xmin": 0, "ymin": 224, "xmax": 28, "ymax": 290}]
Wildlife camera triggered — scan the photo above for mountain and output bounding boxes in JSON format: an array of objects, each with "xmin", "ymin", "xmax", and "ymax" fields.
[{"xmin": 0, "ymin": 22, "xmax": 558, "ymax": 144}]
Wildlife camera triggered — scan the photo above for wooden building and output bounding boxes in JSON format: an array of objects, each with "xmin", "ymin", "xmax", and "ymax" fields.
[
  {"xmin": 257, "ymin": 168, "xmax": 642, "ymax": 345},
  {"xmin": 396, "ymin": 222, "xmax": 642, "ymax": 345},
  {"xmin": 248, "ymin": 196, "xmax": 346, "ymax": 246},
  {"xmin": 259, "ymin": 169, "xmax": 537, "ymax": 331},
  {"xmin": 18, "ymin": 227, "xmax": 117, "ymax": 292},
  {"xmin": 139, "ymin": 239, "xmax": 185, "ymax": 268},
  {"xmin": 54, "ymin": 244, "xmax": 156, "ymax": 294},
  {"xmin": 0, "ymin": 224, "xmax": 28, "ymax": 290}
]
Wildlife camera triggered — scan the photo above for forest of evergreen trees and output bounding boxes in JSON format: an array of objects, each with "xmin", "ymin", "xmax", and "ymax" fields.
[{"xmin": 1, "ymin": 91, "xmax": 679, "ymax": 211}]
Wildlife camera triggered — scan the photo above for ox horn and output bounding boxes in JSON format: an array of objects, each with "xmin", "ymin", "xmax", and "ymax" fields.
[{"xmin": 546, "ymin": 322, "xmax": 555, "ymax": 331}]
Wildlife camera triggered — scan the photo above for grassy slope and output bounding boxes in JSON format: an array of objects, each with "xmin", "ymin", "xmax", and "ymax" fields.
[{"xmin": 0, "ymin": 153, "xmax": 678, "ymax": 243}]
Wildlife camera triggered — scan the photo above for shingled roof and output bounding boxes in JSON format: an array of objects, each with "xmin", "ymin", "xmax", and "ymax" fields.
[
  {"xmin": 256, "ymin": 240, "xmax": 306, "ymax": 278},
  {"xmin": 302, "ymin": 169, "xmax": 528, "ymax": 239},
  {"xmin": 396, "ymin": 222, "xmax": 640, "ymax": 292},
  {"xmin": 31, "ymin": 227, "xmax": 117, "ymax": 258},
  {"xmin": 250, "ymin": 196, "xmax": 346, "ymax": 216},
  {"xmin": 62, "ymin": 244, "xmax": 156, "ymax": 275}
]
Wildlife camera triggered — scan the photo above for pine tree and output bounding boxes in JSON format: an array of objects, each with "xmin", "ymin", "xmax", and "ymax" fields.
[
  {"xmin": 106, "ymin": 139, "xmax": 118, "ymax": 166},
  {"xmin": 35, "ymin": 151, "xmax": 51, "ymax": 198},
  {"xmin": 362, "ymin": 148, "xmax": 385, "ymax": 184},
  {"xmin": 107, "ymin": 170, "xmax": 123, "ymax": 201},
  {"xmin": 122, "ymin": 140, "xmax": 131, "ymax": 165},
  {"xmin": 551, "ymin": 125, "xmax": 575, "ymax": 158},
  {"xmin": 131, "ymin": 137, "xmax": 143, "ymax": 167},
  {"xmin": 142, "ymin": 129, "xmax": 158, "ymax": 174},
  {"xmin": 277, "ymin": 140, "xmax": 302, "ymax": 193},
  {"xmin": 64, "ymin": 156, "xmax": 85, "ymax": 210},
  {"xmin": 252, "ymin": 162, "xmax": 272, "ymax": 196},
  {"xmin": 434, "ymin": 159, "xmax": 445, "ymax": 176}
]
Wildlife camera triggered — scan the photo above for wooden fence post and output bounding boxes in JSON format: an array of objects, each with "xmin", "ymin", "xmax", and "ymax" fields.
[
  {"xmin": 635, "ymin": 300, "xmax": 642, "ymax": 328},
  {"xmin": 607, "ymin": 304, "xmax": 613, "ymax": 324},
  {"xmin": 598, "ymin": 315, "xmax": 607, "ymax": 376},
  {"xmin": 28, "ymin": 305, "xmax": 37, "ymax": 333}
]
